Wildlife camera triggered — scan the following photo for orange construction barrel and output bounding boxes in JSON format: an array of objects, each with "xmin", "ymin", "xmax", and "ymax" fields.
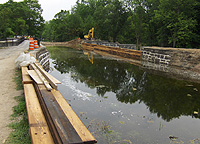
[
  {"xmin": 34, "ymin": 40, "xmax": 39, "ymax": 49},
  {"xmin": 29, "ymin": 41, "xmax": 34, "ymax": 51}
]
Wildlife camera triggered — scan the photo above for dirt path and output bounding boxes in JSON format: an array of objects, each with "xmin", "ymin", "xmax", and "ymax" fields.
[{"xmin": 0, "ymin": 40, "xmax": 29, "ymax": 143}]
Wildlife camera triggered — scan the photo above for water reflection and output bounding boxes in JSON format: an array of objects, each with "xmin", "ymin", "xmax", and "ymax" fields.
[{"xmin": 48, "ymin": 47, "xmax": 200, "ymax": 123}]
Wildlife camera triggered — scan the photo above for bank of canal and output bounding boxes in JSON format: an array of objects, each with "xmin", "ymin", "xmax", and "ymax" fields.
[{"xmin": 47, "ymin": 46, "xmax": 200, "ymax": 144}]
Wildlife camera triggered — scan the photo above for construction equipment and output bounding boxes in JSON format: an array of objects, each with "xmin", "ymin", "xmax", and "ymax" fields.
[
  {"xmin": 84, "ymin": 52, "xmax": 93, "ymax": 64},
  {"xmin": 84, "ymin": 27, "xmax": 94, "ymax": 39}
]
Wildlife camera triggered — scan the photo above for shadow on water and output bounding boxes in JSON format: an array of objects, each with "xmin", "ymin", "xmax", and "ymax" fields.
[{"xmin": 47, "ymin": 46, "xmax": 200, "ymax": 143}]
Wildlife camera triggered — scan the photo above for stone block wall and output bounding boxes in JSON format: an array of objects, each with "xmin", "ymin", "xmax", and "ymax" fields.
[
  {"xmin": 142, "ymin": 47, "xmax": 172, "ymax": 65},
  {"xmin": 141, "ymin": 46, "xmax": 200, "ymax": 82}
]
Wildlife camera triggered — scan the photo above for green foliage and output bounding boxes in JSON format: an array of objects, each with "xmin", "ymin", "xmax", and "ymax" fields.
[
  {"xmin": 154, "ymin": 0, "xmax": 198, "ymax": 48},
  {"xmin": 0, "ymin": 0, "xmax": 44, "ymax": 39},
  {"xmin": 42, "ymin": 0, "xmax": 200, "ymax": 48},
  {"xmin": 42, "ymin": 0, "xmax": 129, "ymax": 42}
]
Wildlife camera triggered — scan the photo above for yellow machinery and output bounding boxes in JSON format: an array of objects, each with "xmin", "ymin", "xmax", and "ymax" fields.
[
  {"xmin": 84, "ymin": 27, "xmax": 94, "ymax": 39},
  {"xmin": 84, "ymin": 52, "xmax": 93, "ymax": 64}
]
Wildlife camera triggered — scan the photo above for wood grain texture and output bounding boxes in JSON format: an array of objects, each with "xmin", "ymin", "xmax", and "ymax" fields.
[
  {"xmin": 21, "ymin": 66, "xmax": 33, "ymax": 84},
  {"xmin": 30, "ymin": 64, "xmax": 52, "ymax": 91},
  {"xmin": 51, "ymin": 89, "xmax": 97, "ymax": 143},
  {"xmin": 27, "ymin": 70, "xmax": 43, "ymax": 85},
  {"xmin": 23, "ymin": 83, "xmax": 54, "ymax": 144}
]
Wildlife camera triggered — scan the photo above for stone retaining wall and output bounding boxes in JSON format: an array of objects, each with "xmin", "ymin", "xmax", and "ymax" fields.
[
  {"xmin": 142, "ymin": 47, "xmax": 172, "ymax": 65},
  {"xmin": 141, "ymin": 46, "xmax": 200, "ymax": 82}
]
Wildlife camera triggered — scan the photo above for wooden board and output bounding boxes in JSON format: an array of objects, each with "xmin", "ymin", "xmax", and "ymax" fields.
[
  {"xmin": 51, "ymin": 89, "xmax": 97, "ymax": 143},
  {"xmin": 21, "ymin": 67, "xmax": 33, "ymax": 84},
  {"xmin": 33, "ymin": 83, "xmax": 62, "ymax": 144},
  {"xmin": 27, "ymin": 70, "xmax": 43, "ymax": 85},
  {"xmin": 35, "ymin": 62, "xmax": 61, "ymax": 84},
  {"xmin": 34, "ymin": 62, "xmax": 59, "ymax": 90},
  {"xmin": 37, "ymin": 85, "xmax": 83, "ymax": 144},
  {"xmin": 23, "ymin": 83, "xmax": 54, "ymax": 144},
  {"xmin": 30, "ymin": 64, "xmax": 52, "ymax": 91}
]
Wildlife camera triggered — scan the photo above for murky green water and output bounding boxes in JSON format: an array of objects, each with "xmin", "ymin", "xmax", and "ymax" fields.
[{"xmin": 47, "ymin": 46, "xmax": 200, "ymax": 144}]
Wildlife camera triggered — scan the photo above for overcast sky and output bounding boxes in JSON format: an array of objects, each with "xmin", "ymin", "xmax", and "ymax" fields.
[{"xmin": 0, "ymin": 0, "xmax": 77, "ymax": 21}]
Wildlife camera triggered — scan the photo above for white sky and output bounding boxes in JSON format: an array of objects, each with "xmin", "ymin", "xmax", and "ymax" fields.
[{"xmin": 0, "ymin": 0, "xmax": 77, "ymax": 21}]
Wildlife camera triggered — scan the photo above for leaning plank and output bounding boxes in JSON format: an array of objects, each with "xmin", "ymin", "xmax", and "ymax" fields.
[
  {"xmin": 21, "ymin": 66, "xmax": 33, "ymax": 84},
  {"xmin": 51, "ymin": 89, "xmax": 97, "ymax": 143},
  {"xmin": 23, "ymin": 83, "xmax": 54, "ymax": 144},
  {"xmin": 27, "ymin": 70, "xmax": 43, "ymax": 85},
  {"xmin": 34, "ymin": 62, "xmax": 59, "ymax": 90},
  {"xmin": 30, "ymin": 64, "xmax": 52, "ymax": 91},
  {"xmin": 35, "ymin": 62, "xmax": 61, "ymax": 84}
]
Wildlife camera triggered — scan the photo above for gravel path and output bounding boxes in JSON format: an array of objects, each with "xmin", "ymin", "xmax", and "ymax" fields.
[{"xmin": 0, "ymin": 40, "xmax": 29, "ymax": 143}]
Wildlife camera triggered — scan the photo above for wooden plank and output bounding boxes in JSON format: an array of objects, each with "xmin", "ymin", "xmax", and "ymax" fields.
[
  {"xmin": 37, "ymin": 85, "xmax": 83, "ymax": 144},
  {"xmin": 51, "ymin": 89, "xmax": 97, "ymax": 143},
  {"xmin": 23, "ymin": 83, "xmax": 54, "ymax": 144},
  {"xmin": 35, "ymin": 62, "xmax": 61, "ymax": 84},
  {"xmin": 21, "ymin": 67, "xmax": 33, "ymax": 84},
  {"xmin": 30, "ymin": 64, "xmax": 52, "ymax": 91},
  {"xmin": 34, "ymin": 62, "xmax": 59, "ymax": 90},
  {"xmin": 27, "ymin": 70, "xmax": 43, "ymax": 85},
  {"xmin": 33, "ymin": 83, "xmax": 62, "ymax": 144}
]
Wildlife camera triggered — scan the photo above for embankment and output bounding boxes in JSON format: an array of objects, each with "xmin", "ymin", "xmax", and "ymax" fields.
[
  {"xmin": 141, "ymin": 47, "xmax": 200, "ymax": 82},
  {"xmin": 41, "ymin": 39, "xmax": 83, "ymax": 50},
  {"xmin": 42, "ymin": 39, "xmax": 200, "ymax": 82}
]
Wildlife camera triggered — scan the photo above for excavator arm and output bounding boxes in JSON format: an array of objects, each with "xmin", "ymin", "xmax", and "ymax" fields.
[{"xmin": 84, "ymin": 27, "xmax": 94, "ymax": 39}]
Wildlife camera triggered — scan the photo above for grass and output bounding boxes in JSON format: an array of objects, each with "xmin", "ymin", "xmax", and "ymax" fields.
[
  {"xmin": 13, "ymin": 69, "xmax": 23, "ymax": 90},
  {"xmin": 5, "ymin": 69, "xmax": 31, "ymax": 144}
]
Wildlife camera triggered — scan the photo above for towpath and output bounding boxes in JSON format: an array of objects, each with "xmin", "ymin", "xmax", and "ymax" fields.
[{"xmin": 0, "ymin": 40, "xmax": 29, "ymax": 143}]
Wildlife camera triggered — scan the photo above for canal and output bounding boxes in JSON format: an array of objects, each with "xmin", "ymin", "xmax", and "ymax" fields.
[{"xmin": 47, "ymin": 46, "xmax": 200, "ymax": 144}]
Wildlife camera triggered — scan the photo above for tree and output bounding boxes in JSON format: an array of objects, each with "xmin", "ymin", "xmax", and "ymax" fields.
[
  {"xmin": 125, "ymin": 0, "xmax": 148, "ymax": 49},
  {"xmin": 154, "ymin": 0, "xmax": 198, "ymax": 48},
  {"xmin": 23, "ymin": 0, "xmax": 44, "ymax": 37},
  {"xmin": 0, "ymin": 0, "xmax": 44, "ymax": 39},
  {"xmin": 41, "ymin": 0, "xmax": 200, "ymax": 48},
  {"xmin": 107, "ymin": 0, "xmax": 128, "ymax": 42}
]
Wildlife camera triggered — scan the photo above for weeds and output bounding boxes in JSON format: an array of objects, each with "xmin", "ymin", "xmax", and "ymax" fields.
[{"xmin": 13, "ymin": 69, "xmax": 23, "ymax": 90}]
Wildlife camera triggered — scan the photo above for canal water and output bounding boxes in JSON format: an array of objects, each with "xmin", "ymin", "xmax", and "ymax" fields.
[{"xmin": 47, "ymin": 46, "xmax": 200, "ymax": 144}]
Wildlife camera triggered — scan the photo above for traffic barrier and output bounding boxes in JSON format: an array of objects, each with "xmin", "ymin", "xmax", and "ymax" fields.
[
  {"xmin": 34, "ymin": 40, "xmax": 39, "ymax": 49},
  {"xmin": 29, "ymin": 41, "xmax": 34, "ymax": 51}
]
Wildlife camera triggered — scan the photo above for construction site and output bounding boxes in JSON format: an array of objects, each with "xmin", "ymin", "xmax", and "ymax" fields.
[
  {"xmin": 1, "ymin": 0, "xmax": 200, "ymax": 143},
  {"xmin": 1, "ymin": 36, "xmax": 200, "ymax": 143}
]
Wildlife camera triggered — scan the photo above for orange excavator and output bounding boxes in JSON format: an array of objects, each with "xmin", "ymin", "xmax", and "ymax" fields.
[{"xmin": 84, "ymin": 27, "xmax": 94, "ymax": 40}]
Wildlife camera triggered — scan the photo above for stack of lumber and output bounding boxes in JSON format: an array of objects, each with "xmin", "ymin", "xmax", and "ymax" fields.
[
  {"xmin": 22, "ymin": 66, "xmax": 54, "ymax": 144},
  {"xmin": 82, "ymin": 43, "xmax": 141, "ymax": 60},
  {"xmin": 22, "ymin": 62, "xmax": 97, "ymax": 144}
]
